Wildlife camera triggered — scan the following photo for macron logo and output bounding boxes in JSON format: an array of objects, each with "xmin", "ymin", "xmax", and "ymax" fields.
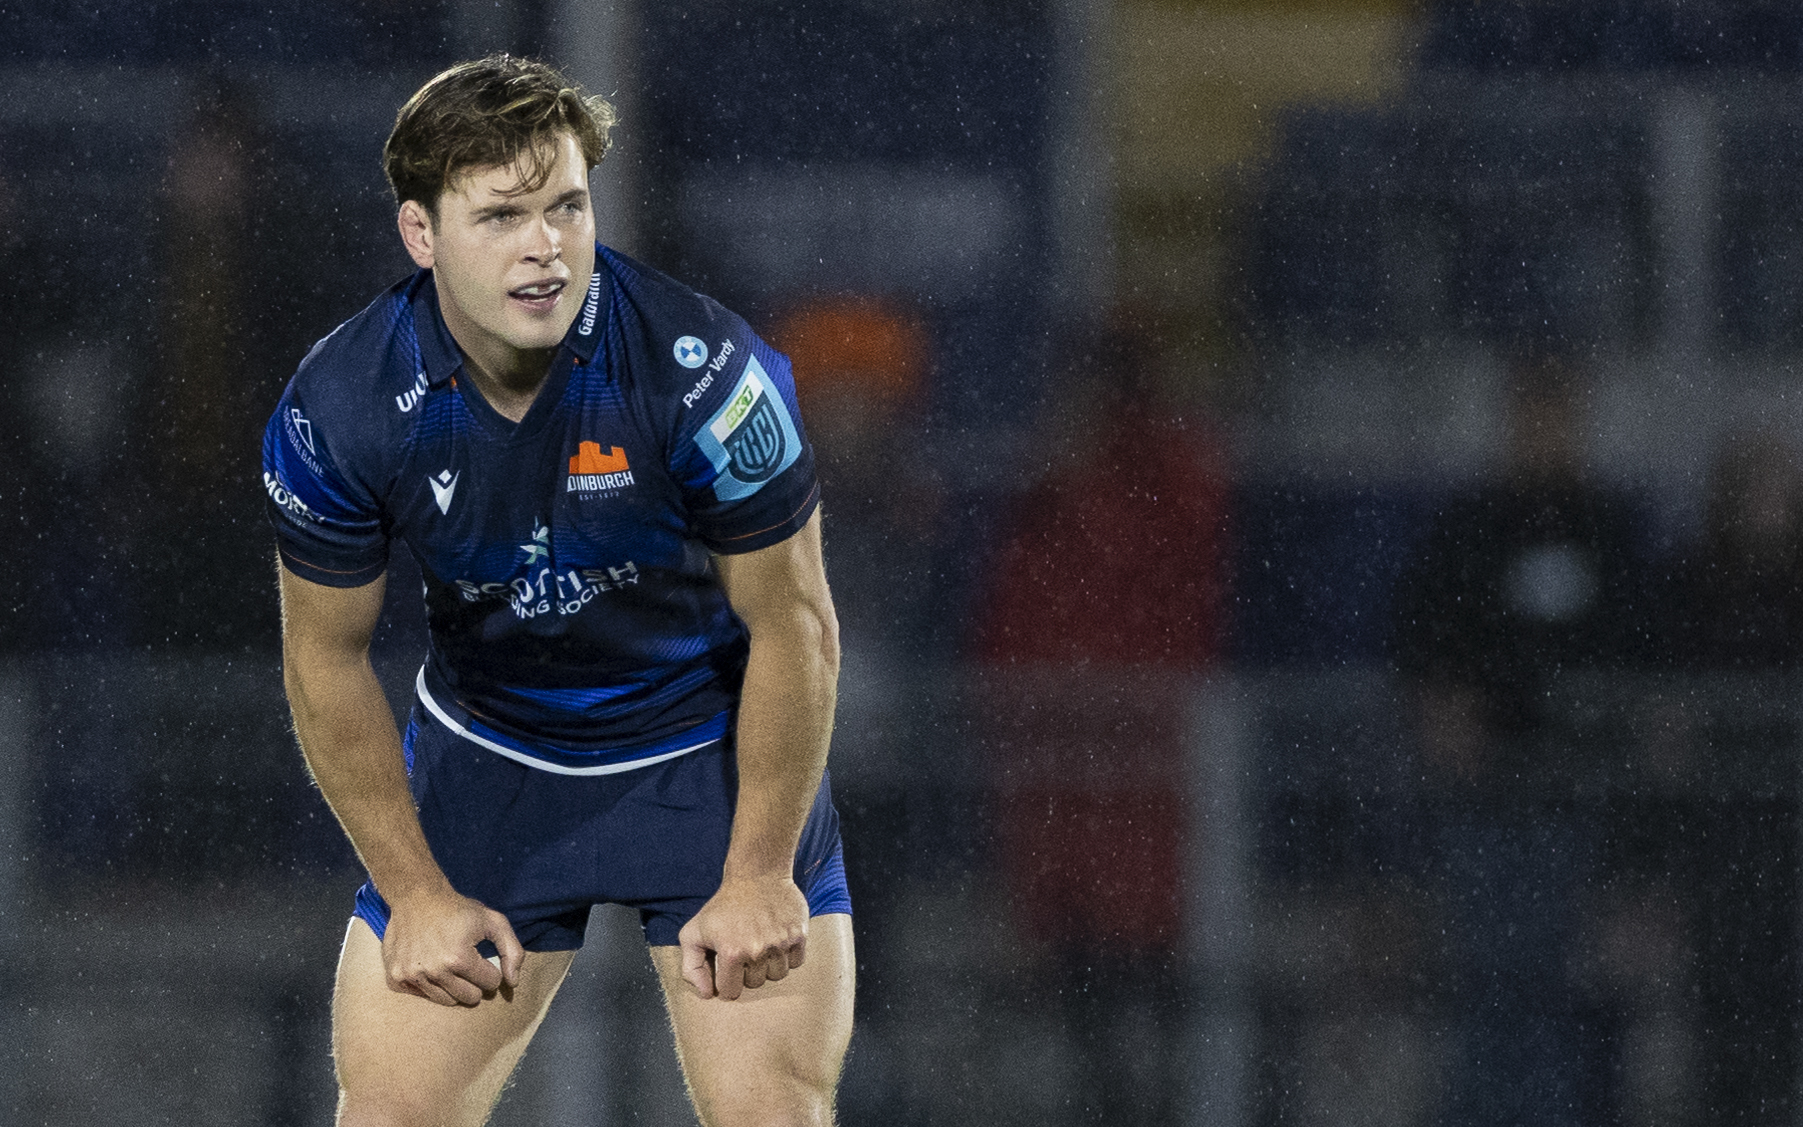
[{"xmin": 429, "ymin": 469, "xmax": 460, "ymax": 514}]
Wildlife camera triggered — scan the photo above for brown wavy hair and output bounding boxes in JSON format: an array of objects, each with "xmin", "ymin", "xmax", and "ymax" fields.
[{"xmin": 383, "ymin": 54, "xmax": 615, "ymax": 217}]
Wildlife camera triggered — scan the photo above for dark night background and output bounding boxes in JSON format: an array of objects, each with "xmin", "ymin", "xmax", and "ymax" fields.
[{"xmin": 5, "ymin": 2, "xmax": 1803, "ymax": 1124}]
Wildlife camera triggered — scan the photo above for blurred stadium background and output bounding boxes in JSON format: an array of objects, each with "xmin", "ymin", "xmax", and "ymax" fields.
[{"xmin": 6, "ymin": 0, "xmax": 1803, "ymax": 1123}]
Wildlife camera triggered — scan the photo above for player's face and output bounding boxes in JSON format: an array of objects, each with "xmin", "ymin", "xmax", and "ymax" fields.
[{"xmin": 406, "ymin": 131, "xmax": 596, "ymax": 375}]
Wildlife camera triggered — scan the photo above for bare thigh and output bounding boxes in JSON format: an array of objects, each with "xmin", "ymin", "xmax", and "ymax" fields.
[
  {"xmin": 332, "ymin": 917, "xmax": 576, "ymax": 1127},
  {"xmin": 651, "ymin": 913, "xmax": 855, "ymax": 1127}
]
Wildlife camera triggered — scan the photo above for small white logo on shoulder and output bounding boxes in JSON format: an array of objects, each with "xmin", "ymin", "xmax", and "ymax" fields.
[
  {"xmin": 674, "ymin": 336, "xmax": 708, "ymax": 369},
  {"xmin": 682, "ymin": 340, "xmax": 737, "ymax": 407},
  {"xmin": 288, "ymin": 408, "xmax": 316, "ymax": 453},
  {"xmin": 429, "ymin": 469, "xmax": 460, "ymax": 514},
  {"xmin": 396, "ymin": 371, "xmax": 430, "ymax": 413},
  {"xmin": 264, "ymin": 471, "xmax": 317, "ymax": 522}
]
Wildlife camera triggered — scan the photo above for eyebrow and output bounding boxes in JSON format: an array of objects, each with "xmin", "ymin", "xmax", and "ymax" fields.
[
  {"xmin": 469, "ymin": 201, "xmax": 524, "ymax": 221},
  {"xmin": 469, "ymin": 190, "xmax": 586, "ymax": 222}
]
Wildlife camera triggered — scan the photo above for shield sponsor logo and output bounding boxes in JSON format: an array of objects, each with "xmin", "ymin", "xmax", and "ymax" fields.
[
  {"xmin": 723, "ymin": 395, "xmax": 785, "ymax": 483},
  {"xmin": 694, "ymin": 356, "xmax": 803, "ymax": 501}
]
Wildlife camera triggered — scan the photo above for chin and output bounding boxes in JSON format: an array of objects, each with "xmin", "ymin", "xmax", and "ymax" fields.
[{"xmin": 503, "ymin": 319, "xmax": 575, "ymax": 352}]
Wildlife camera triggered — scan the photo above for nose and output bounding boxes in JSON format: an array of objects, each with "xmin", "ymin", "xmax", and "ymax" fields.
[{"xmin": 525, "ymin": 218, "xmax": 560, "ymax": 265}]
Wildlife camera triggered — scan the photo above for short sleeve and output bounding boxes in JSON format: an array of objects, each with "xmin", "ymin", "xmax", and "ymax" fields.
[
  {"xmin": 669, "ymin": 334, "xmax": 820, "ymax": 554},
  {"xmin": 261, "ymin": 385, "xmax": 389, "ymax": 587}
]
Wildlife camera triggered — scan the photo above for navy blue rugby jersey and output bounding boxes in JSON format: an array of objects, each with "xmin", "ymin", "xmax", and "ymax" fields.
[{"xmin": 261, "ymin": 245, "xmax": 819, "ymax": 774}]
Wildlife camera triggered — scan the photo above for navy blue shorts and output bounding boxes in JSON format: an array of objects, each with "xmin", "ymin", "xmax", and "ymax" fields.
[{"xmin": 351, "ymin": 705, "xmax": 851, "ymax": 950}]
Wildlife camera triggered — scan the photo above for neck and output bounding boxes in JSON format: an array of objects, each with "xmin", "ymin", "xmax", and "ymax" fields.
[
  {"xmin": 459, "ymin": 346, "xmax": 554, "ymax": 424},
  {"xmin": 437, "ymin": 289, "xmax": 557, "ymax": 423}
]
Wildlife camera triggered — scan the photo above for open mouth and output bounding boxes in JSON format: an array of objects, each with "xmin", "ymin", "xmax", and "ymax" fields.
[{"xmin": 508, "ymin": 279, "xmax": 566, "ymax": 312}]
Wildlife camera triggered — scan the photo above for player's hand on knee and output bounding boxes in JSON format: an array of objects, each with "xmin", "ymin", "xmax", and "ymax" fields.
[
  {"xmin": 678, "ymin": 874, "xmax": 808, "ymax": 1001},
  {"xmin": 383, "ymin": 889, "xmax": 525, "ymax": 1007}
]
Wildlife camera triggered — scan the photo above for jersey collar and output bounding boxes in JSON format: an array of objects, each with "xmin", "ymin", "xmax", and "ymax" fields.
[
  {"xmin": 410, "ymin": 272, "xmax": 463, "ymax": 389},
  {"xmin": 410, "ymin": 250, "xmax": 606, "ymax": 382},
  {"xmin": 562, "ymin": 256, "xmax": 606, "ymax": 366}
]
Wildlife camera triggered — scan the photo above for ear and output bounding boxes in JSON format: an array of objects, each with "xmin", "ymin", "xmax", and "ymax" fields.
[{"xmin": 397, "ymin": 200, "xmax": 436, "ymax": 270}]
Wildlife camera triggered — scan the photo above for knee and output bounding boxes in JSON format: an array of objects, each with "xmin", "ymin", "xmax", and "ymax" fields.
[
  {"xmin": 693, "ymin": 1076, "xmax": 836, "ymax": 1127},
  {"xmin": 336, "ymin": 1093, "xmax": 406, "ymax": 1127},
  {"xmin": 336, "ymin": 1098, "xmax": 397, "ymax": 1127},
  {"xmin": 335, "ymin": 1090, "xmax": 452, "ymax": 1127}
]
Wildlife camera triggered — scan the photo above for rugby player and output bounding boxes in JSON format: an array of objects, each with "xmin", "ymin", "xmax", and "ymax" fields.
[{"xmin": 261, "ymin": 55, "xmax": 852, "ymax": 1126}]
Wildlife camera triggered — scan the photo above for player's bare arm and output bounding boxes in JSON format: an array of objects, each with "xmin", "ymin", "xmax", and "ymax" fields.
[
  {"xmin": 679, "ymin": 509, "xmax": 840, "ymax": 1001},
  {"xmin": 279, "ymin": 565, "xmax": 525, "ymax": 1006}
]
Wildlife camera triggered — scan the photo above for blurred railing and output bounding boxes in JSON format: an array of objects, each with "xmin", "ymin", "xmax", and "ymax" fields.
[
  {"xmin": 2, "ymin": 656, "xmax": 1797, "ymax": 1126},
  {"xmin": 1255, "ymin": 73, "xmax": 1803, "ymax": 355}
]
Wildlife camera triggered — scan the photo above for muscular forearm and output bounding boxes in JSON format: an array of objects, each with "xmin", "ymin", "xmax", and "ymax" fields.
[
  {"xmin": 725, "ymin": 605, "xmax": 839, "ymax": 881},
  {"xmin": 277, "ymin": 567, "xmax": 518, "ymax": 1004},
  {"xmin": 284, "ymin": 649, "xmax": 450, "ymax": 903}
]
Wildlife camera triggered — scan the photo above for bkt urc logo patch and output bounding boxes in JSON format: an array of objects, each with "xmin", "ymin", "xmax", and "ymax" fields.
[
  {"xmin": 695, "ymin": 356, "xmax": 800, "ymax": 500},
  {"xmin": 726, "ymin": 397, "xmax": 784, "ymax": 482}
]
